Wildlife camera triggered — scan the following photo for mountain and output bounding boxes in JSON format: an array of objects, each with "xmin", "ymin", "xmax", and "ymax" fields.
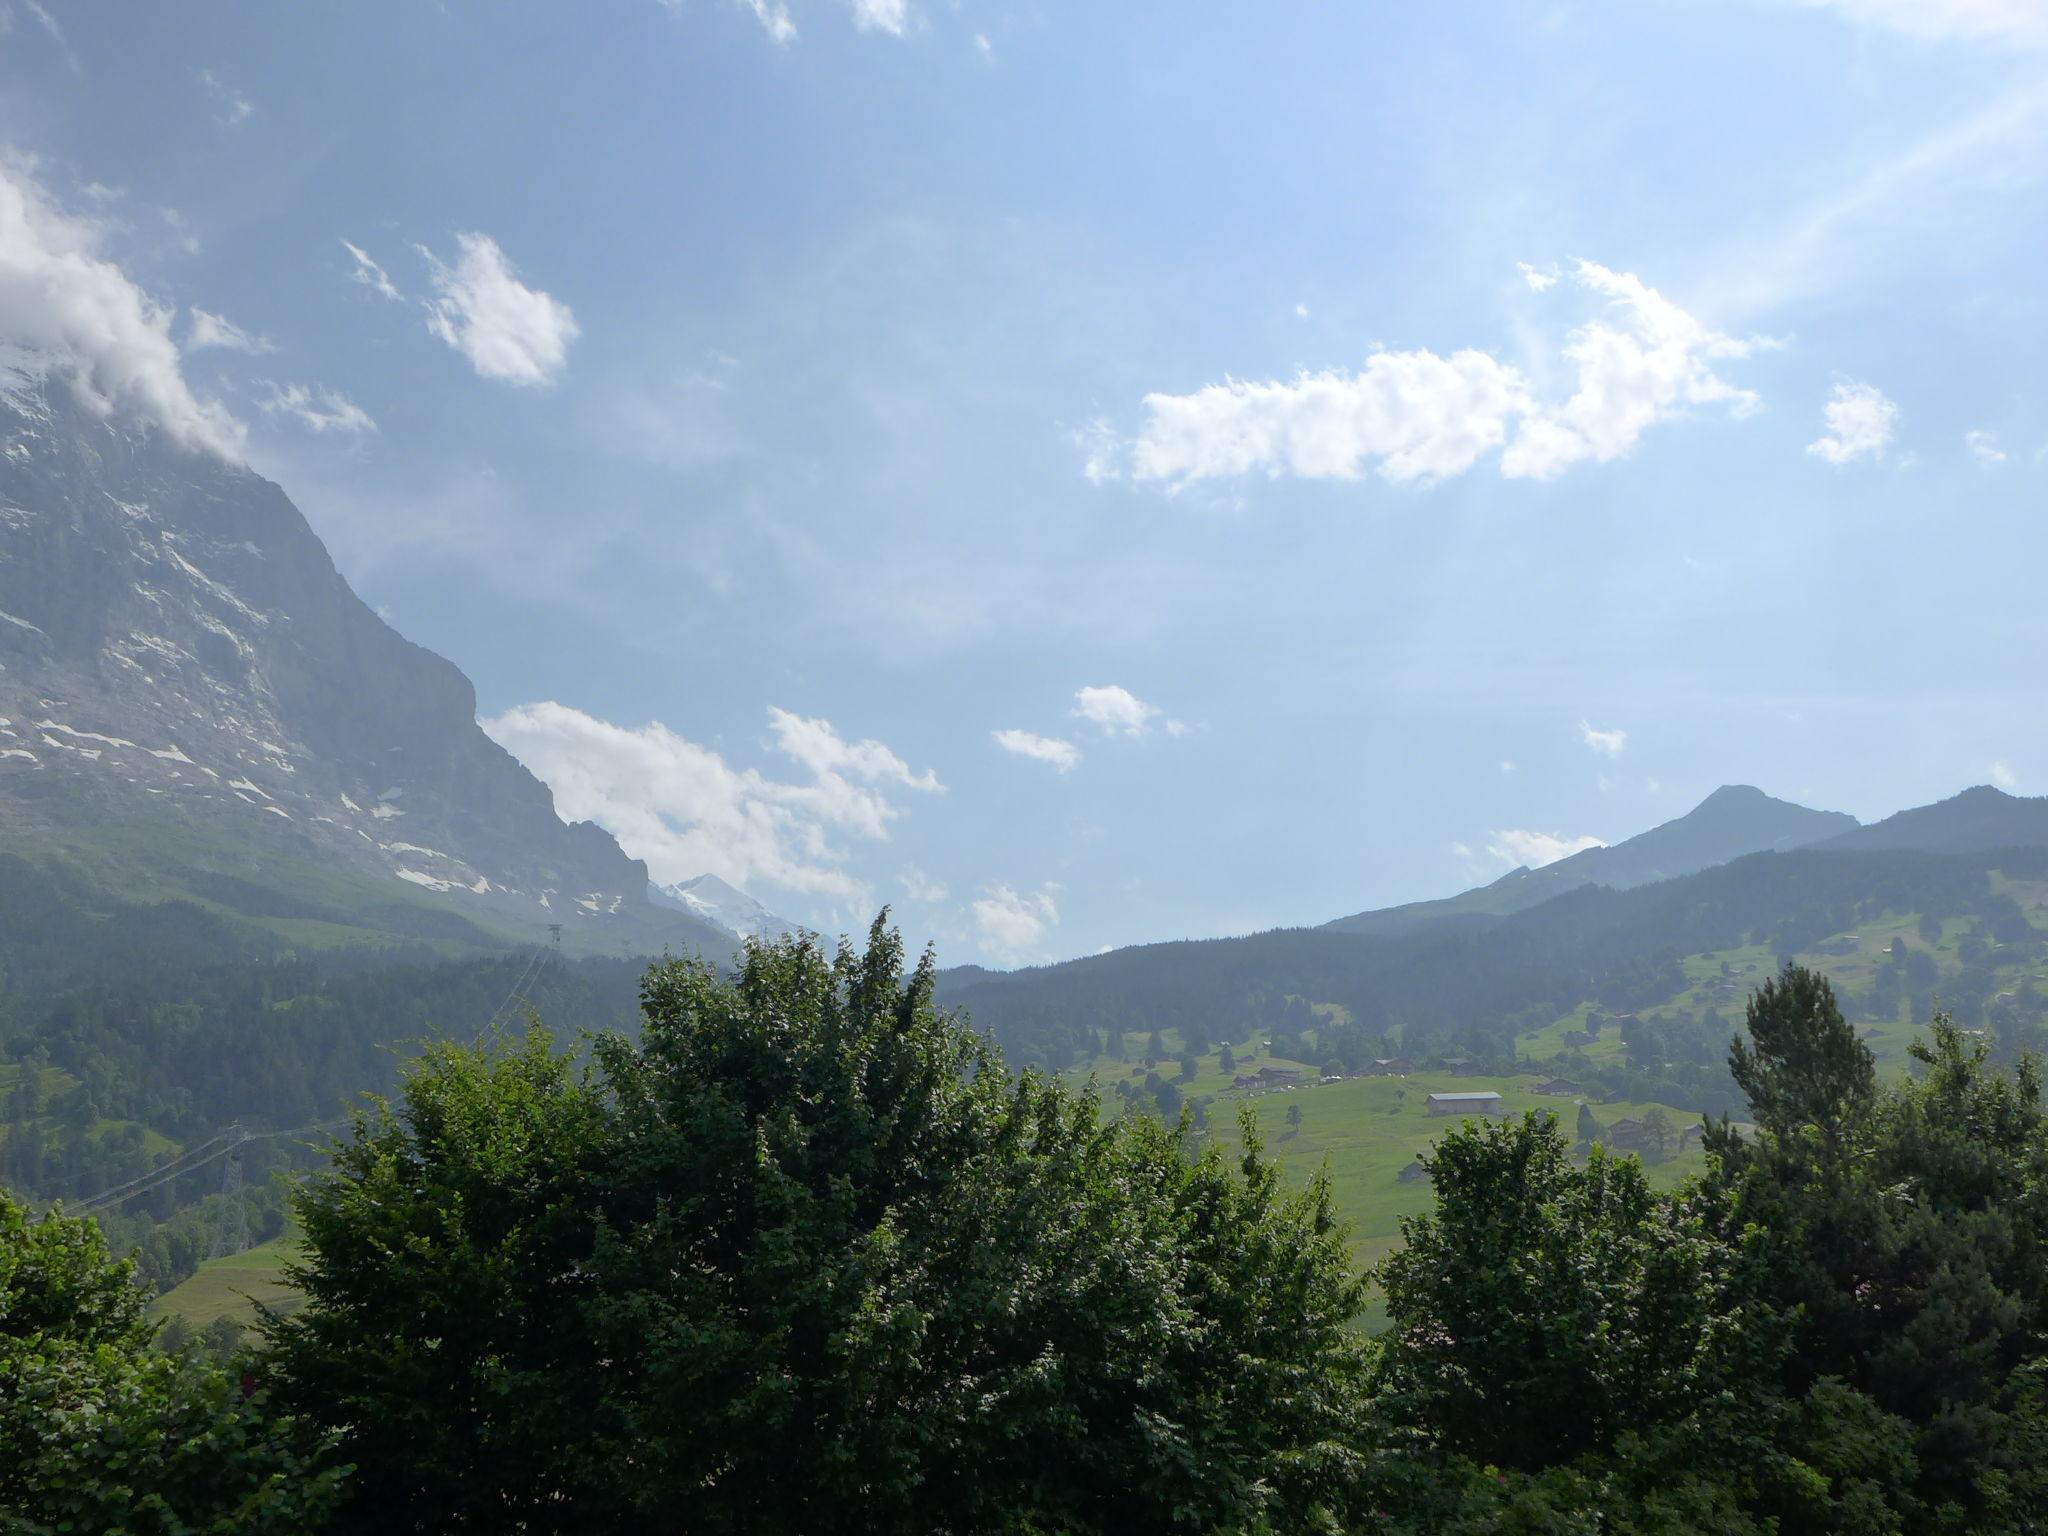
[
  {"xmin": 1322, "ymin": 785, "xmax": 1857, "ymax": 938},
  {"xmin": 1820, "ymin": 785, "xmax": 2048, "ymax": 856},
  {"xmin": 649, "ymin": 874, "xmax": 797, "ymax": 942},
  {"xmin": 0, "ymin": 365, "xmax": 723, "ymax": 956}
]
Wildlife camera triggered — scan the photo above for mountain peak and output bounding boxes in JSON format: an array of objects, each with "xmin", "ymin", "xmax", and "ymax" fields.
[
  {"xmin": 0, "ymin": 378, "xmax": 654, "ymax": 931},
  {"xmin": 1824, "ymin": 784, "xmax": 2048, "ymax": 856},
  {"xmin": 1696, "ymin": 783, "xmax": 1769, "ymax": 807},
  {"xmin": 1324, "ymin": 785, "xmax": 1855, "ymax": 937},
  {"xmin": 650, "ymin": 874, "xmax": 797, "ymax": 942}
]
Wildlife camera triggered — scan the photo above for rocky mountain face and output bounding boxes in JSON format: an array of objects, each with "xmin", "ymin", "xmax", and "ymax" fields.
[
  {"xmin": 0, "ymin": 367, "xmax": 652, "ymax": 928},
  {"xmin": 1323, "ymin": 784, "xmax": 1857, "ymax": 938}
]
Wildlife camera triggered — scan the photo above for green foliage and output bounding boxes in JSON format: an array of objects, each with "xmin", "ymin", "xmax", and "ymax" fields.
[
  {"xmin": 1375, "ymin": 1110, "xmax": 1748, "ymax": 1471},
  {"xmin": 1727, "ymin": 964, "xmax": 1875, "ymax": 1136},
  {"xmin": 0, "ymin": 1192, "xmax": 342, "ymax": 1534},
  {"xmin": 268, "ymin": 920, "xmax": 1371, "ymax": 1534}
]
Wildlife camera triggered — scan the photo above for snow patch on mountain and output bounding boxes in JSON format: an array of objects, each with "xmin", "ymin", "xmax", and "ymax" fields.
[{"xmin": 650, "ymin": 873, "xmax": 797, "ymax": 942}]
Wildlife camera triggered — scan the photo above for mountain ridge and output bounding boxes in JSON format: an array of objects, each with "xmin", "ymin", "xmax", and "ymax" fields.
[
  {"xmin": 1322, "ymin": 783, "xmax": 1857, "ymax": 938},
  {"xmin": 0, "ymin": 370, "xmax": 721, "ymax": 955}
]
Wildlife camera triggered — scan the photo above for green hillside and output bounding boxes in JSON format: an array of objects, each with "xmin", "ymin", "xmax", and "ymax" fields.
[{"xmin": 149, "ymin": 1238, "xmax": 301, "ymax": 1330}]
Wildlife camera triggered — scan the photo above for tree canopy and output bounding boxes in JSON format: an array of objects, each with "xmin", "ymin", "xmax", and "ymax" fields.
[{"xmin": 265, "ymin": 919, "xmax": 1370, "ymax": 1535}]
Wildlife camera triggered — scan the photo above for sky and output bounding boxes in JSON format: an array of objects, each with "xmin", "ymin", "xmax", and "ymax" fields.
[{"xmin": 2, "ymin": 0, "xmax": 2046, "ymax": 965}]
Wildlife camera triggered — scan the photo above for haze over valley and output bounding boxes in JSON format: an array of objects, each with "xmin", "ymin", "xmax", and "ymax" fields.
[{"xmin": 6, "ymin": 4, "xmax": 2048, "ymax": 1532}]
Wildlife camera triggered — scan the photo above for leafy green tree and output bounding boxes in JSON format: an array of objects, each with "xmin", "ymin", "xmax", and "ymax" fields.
[
  {"xmin": 1576, "ymin": 1101, "xmax": 1601, "ymax": 1144},
  {"xmin": 1641, "ymin": 1106, "xmax": 1674, "ymax": 1160},
  {"xmin": 263, "ymin": 1023, "xmax": 613, "ymax": 1532},
  {"xmin": 1375, "ymin": 1111, "xmax": 1744, "ymax": 1471},
  {"xmin": 270, "ymin": 920, "xmax": 1372, "ymax": 1534},
  {"xmin": 1177, "ymin": 1049, "xmax": 1198, "ymax": 1082},
  {"xmin": 0, "ymin": 1192, "xmax": 342, "ymax": 1534},
  {"xmin": 1218, "ymin": 1042, "xmax": 1235, "ymax": 1076},
  {"xmin": 1286, "ymin": 1101, "xmax": 1305, "ymax": 1131}
]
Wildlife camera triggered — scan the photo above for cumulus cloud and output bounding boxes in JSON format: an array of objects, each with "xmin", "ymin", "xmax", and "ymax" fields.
[
  {"xmin": 1502, "ymin": 263, "xmax": 1764, "ymax": 479},
  {"xmin": 1807, "ymin": 379, "xmax": 1899, "ymax": 464},
  {"xmin": 1487, "ymin": 829, "xmax": 1607, "ymax": 868},
  {"xmin": 901, "ymin": 866, "xmax": 947, "ymax": 903},
  {"xmin": 1991, "ymin": 759, "xmax": 2019, "ymax": 788},
  {"xmin": 1123, "ymin": 260, "xmax": 1761, "ymax": 490},
  {"xmin": 341, "ymin": 239, "xmax": 401, "ymax": 301},
  {"xmin": 185, "ymin": 308, "xmax": 272, "ymax": 355},
  {"xmin": 0, "ymin": 157, "xmax": 244, "ymax": 460},
  {"xmin": 258, "ymin": 381, "xmax": 375, "ymax": 434},
  {"xmin": 1966, "ymin": 428, "xmax": 2008, "ymax": 464},
  {"xmin": 1131, "ymin": 348, "xmax": 1532, "ymax": 488},
  {"xmin": 1580, "ymin": 720, "xmax": 1628, "ymax": 757},
  {"xmin": 1072, "ymin": 683, "xmax": 1185, "ymax": 738},
  {"xmin": 850, "ymin": 0, "xmax": 909, "ymax": 33},
  {"xmin": 419, "ymin": 232, "xmax": 578, "ymax": 386},
  {"xmin": 1518, "ymin": 261, "xmax": 1559, "ymax": 292},
  {"xmin": 993, "ymin": 728, "xmax": 1081, "ymax": 772},
  {"xmin": 973, "ymin": 883, "xmax": 1059, "ymax": 964},
  {"xmin": 483, "ymin": 702, "xmax": 941, "ymax": 900}
]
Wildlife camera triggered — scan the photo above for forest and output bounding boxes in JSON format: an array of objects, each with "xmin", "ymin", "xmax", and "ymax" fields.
[{"xmin": 8, "ymin": 924, "xmax": 2048, "ymax": 1533}]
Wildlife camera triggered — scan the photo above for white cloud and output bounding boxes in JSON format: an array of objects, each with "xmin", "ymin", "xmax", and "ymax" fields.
[
  {"xmin": 0, "ymin": 157, "xmax": 244, "ymax": 460},
  {"xmin": 185, "ymin": 308, "xmax": 272, "ymax": 355},
  {"xmin": 1784, "ymin": 0, "xmax": 2048, "ymax": 43},
  {"xmin": 901, "ymin": 866, "xmax": 947, "ymax": 903},
  {"xmin": 1072, "ymin": 417, "xmax": 1124, "ymax": 484},
  {"xmin": 419, "ymin": 231, "xmax": 578, "ymax": 386},
  {"xmin": 974, "ymin": 30, "xmax": 993, "ymax": 57},
  {"xmin": 258, "ymin": 381, "xmax": 376, "ymax": 434},
  {"xmin": 1518, "ymin": 261, "xmax": 1559, "ymax": 292},
  {"xmin": 1807, "ymin": 379, "xmax": 1899, "ymax": 464},
  {"xmin": 1072, "ymin": 683, "xmax": 1180, "ymax": 738},
  {"xmin": 197, "ymin": 68, "xmax": 254, "ymax": 128},
  {"xmin": 740, "ymin": 0, "xmax": 797, "ymax": 42},
  {"xmin": 1294, "ymin": 301, "xmax": 1311, "ymax": 319},
  {"xmin": 973, "ymin": 883, "xmax": 1059, "ymax": 964},
  {"xmin": 1124, "ymin": 261, "xmax": 1760, "ymax": 489},
  {"xmin": 1580, "ymin": 720, "xmax": 1628, "ymax": 757},
  {"xmin": 993, "ymin": 728, "xmax": 1082, "ymax": 772},
  {"xmin": 1966, "ymin": 428, "xmax": 2009, "ymax": 464},
  {"xmin": 1501, "ymin": 263, "xmax": 1763, "ymax": 480},
  {"xmin": 1499, "ymin": 759, "xmax": 1518, "ymax": 775},
  {"xmin": 1486, "ymin": 829, "xmax": 1607, "ymax": 868},
  {"xmin": 341, "ymin": 239, "xmax": 401, "ymax": 301},
  {"xmin": 1131, "ymin": 348, "xmax": 1532, "ymax": 488},
  {"xmin": 850, "ymin": 0, "xmax": 909, "ymax": 33},
  {"xmin": 482, "ymin": 702, "xmax": 941, "ymax": 900},
  {"xmin": 1991, "ymin": 759, "xmax": 2019, "ymax": 788}
]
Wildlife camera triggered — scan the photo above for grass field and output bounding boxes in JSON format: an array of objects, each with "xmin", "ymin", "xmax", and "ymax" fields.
[
  {"xmin": 1063, "ymin": 1035, "xmax": 1707, "ymax": 1297},
  {"xmin": 1208, "ymin": 1071, "xmax": 1708, "ymax": 1277},
  {"xmin": 149, "ymin": 1238, "xmax": 301, "ymax": 1329}
]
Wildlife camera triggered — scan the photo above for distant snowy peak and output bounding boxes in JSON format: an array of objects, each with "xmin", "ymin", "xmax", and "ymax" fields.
[{"xmin": 650, "ymin": 874, "xmax": 797, "ymax": 942}]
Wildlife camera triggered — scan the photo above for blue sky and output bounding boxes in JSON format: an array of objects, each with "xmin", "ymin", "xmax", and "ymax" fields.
[{"xmin": 3, "ymin": 0, "xmax": 2046, "ymax": 964}]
